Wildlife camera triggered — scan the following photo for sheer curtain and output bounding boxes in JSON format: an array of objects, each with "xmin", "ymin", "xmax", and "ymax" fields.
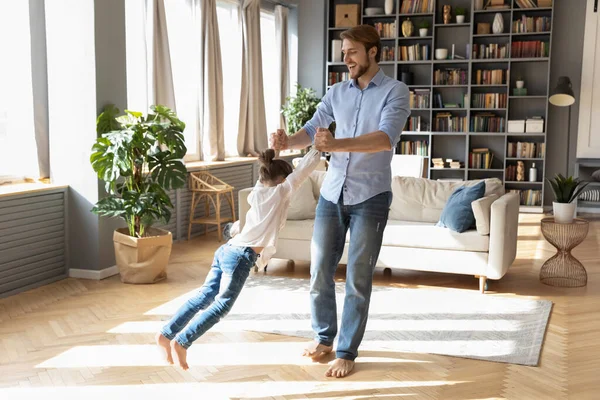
[
  {"xmin": 274, "ymin": 5, "xmax": 289, "ymax": 130},
  {"xmin": 0, "ymin": 1, "xmax": 42, "ymax": 182},
  {"xmin": 237, "ymin": 0, "xmax": 267, "ymax": 156}
]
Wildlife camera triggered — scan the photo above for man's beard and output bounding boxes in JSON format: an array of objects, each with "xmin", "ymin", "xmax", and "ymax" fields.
[{"xmin": 350, "ymin": 60, "xmax": 370, "ymax": 79}]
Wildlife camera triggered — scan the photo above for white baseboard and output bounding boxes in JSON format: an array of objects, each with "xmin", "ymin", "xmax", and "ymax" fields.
[{"xmin": 69, "ymin": 265, "xmax": 119, "ymax": 280}]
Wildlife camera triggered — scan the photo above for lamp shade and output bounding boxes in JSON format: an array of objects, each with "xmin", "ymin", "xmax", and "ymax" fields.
[{"xmin": 549, "ymin": 76, "xmax": 575, "ymax": 106}]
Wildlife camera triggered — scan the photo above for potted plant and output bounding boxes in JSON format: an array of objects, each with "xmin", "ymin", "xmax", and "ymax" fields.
[
  {"xmin": 281, "ymin": 83, "xmax": 321, "ymax": 148},
  {"xmin": 546, "ymin": 174, "xmax": 590, "ymax": 223},
  {"xmin": 418, "ymin": 20, "xmax": 430, "ymax": 37},
  {"xmin": 516, "ymin": 77, "xmax": 525, "ymax": 89},
  {"xmin": 90, "ymin": 104, "xmax": 188, "ymax": 283},
  {"xmin": 455, "ymin": 7, "xmax": 467, "ymax": 23}
]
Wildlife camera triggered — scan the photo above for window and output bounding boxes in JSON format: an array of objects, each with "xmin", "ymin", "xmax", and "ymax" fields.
[
  {"xmin": 260, "ymin": 10, "xmax": 279, "ymax": 136},
  {"xmin": 0, "ymin": 1, "xmax": 39, "ymax": 183},
  {"xmin": 217, "ymin": 1, "xmax": 242, "ymax": 157}
]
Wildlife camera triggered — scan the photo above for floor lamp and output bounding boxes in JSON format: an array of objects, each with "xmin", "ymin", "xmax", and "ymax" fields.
[{"xmin": 548, "ymin": 76, "xmax": 576, "ymax": 176}]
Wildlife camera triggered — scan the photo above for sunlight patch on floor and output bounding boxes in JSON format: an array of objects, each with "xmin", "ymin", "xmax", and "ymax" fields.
[
  {"xmin": 0, "ymin": 380, "xmax": 467, "ymax": 400},
  {"xmin": 108, "ymin": 318, "xmax": 523, "ymax": 334}
]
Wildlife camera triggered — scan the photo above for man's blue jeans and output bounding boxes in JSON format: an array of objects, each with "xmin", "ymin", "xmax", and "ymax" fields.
[
  {"xmin": 160, "ymin": 243, "xmax": 257, "ymax": 348},
  {"xmin": 310, "ymin": 191, "xmax": 392, "ymax": 361}
]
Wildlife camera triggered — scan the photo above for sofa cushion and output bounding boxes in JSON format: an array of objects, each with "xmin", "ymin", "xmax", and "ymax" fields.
[
  {"xmin": 309, "ymin": 170, "xmax": 327, "ymax": 200},
  {"xmin": 345, "ymin": 220, "xmax": 489, "ymax": 252},
  {"xmin": 287, "ymin": 179, "xmax": 317, "ymax": 220},
  {"xmin": 437, "ymin": 181, "xmax": 486, "ymax": 233},
  {"xmin": 389, "ymin": 177, "xmax": 504, "ymax": 223},
  {"xmin": 471, "ymin": 194, "xmax": 499, "ymax": 235},
  {"xmin": 279, "ymin": 219, "xmax": 315, "ymax": 240}
]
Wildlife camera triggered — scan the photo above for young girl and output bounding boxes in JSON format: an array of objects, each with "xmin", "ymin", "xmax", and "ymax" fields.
[{"xmin": 156, "ymin": 148, "xmax": 322, "ymax": 369}]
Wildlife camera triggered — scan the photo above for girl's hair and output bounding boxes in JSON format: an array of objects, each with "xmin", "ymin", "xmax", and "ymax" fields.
[
  {"xmin": 340, "ymin": 24, "xmax": 382, "ymax": 63},
  {"xmin": 258, "ymin": 149, "xmax": 293, "ymax": 183}
]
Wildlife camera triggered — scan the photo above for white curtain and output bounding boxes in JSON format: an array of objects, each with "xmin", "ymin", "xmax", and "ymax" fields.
[
  {"xmin": 237, "ymin": 0, "xmax": 267, "ymax": 156},
  {"xmin": 152, "ymin": 0, "xmax": 176, "ymax": 111},
  {"xmin": 199, "ymin": 0, "xmax": 225, "ymax": 161},
  {"xmin": 274, "ymin": 5, "xmax": 289, "ymax": 131}
]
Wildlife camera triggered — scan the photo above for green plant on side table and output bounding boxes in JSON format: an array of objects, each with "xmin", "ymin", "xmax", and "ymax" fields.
[
  {"xmin": 90, "ymin": 104, "xmax": 188, "ymax": 284},
  {"xmin": 546, "ymin": 173, "xmax": 590, "ymax": 224}
]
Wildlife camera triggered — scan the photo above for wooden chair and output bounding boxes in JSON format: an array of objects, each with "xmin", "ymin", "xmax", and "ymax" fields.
[{"xmin": 188, "ymin": 171, "xmax": 236, "ymax": 241}]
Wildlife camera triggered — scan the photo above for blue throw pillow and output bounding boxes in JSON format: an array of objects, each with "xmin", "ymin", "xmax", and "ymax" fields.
[{"xmin": 437, "ymin": 181, "xmax": 486, "ymax": 233}]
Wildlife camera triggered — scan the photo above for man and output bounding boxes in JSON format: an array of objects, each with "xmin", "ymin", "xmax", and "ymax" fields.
[{"xmin": 270, "ymin": 24, "xmax": 410, "ymax": 378}]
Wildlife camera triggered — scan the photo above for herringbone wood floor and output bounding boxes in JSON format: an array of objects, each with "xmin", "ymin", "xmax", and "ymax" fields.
[{"xmin": 0, "ymin": 214, "xmax": 599, "ymax": 399}]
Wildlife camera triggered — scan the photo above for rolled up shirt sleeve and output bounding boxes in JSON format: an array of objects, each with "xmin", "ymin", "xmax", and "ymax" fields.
[
  {"xmin": 303, "ymin": 90, "xmax": 335, "ymax": 141},
  {"xmin": 378, "ymin": 83, "xmax": 410, "ymax": 148}
]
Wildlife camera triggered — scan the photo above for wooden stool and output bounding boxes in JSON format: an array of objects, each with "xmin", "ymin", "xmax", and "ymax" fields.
[{"xmin": 188, "ymin": 172, "xmax": 236, "ymax": 241}]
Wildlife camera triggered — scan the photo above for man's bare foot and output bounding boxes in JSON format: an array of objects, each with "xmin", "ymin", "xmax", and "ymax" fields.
[
  {"xmin": 170, "ymin": 340, "xmax": 189, "ymax": 370},
  {"xmin": 325, "ymin": 358, "xmax": 355, "ymax": 378},
  {"xmin": 302, "ymin": 340, "xmax": 333, "ymax": 360},
  {"xmin": 155, "ymin": 333, "xmax": 173, "ymax": 364}
]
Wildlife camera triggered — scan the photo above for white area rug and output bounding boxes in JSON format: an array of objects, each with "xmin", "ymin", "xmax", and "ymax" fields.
[{"xmin": 224, "ymin": 274, "xmax": 553, "ymax": 366}]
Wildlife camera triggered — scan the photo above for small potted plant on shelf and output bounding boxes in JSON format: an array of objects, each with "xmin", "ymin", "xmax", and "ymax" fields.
[
  {"xmin": 90, "ymin": 104, "xmax": 188, "ymax": 284},
  {"xmin": 516, "ymin": 77, "xmax": 525, "ymax": 89},
  {"xmin": 547, "ymin": 174, "xmax": 590, "ymax": 223},
  {"xmin": 418, "ymin": 20, "xmax": 430, "ymax": 37},
  {"xmin": 455, "ymin": 7, "xmax": 466, "ymax": 23}
]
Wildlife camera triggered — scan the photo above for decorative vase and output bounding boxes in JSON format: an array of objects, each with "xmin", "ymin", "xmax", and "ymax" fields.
[
  {"xmin": 492, "ymin": 13, "xmax": 504, "ymax": 34},
  {"xmin": 443, "ymin": 5, "xmax": 451, "ymax": 24},
  {"xmin": 402, "ymin": 18, "xmax": 414, "ymax": 37},
  {"xmin": 553, "ymin": 202, "xmax": 577, "ymax": 224},
  {"xmin": 516, "ymin": 80, "xmax": 525, "ymax": 89},
  {"xmin": 331, "ymin": 39, "xmax": 342, "ymax": 62},
  {"xmin": 475, "ymin": 0, "xmax": 484, "ymax": 10},
  {"xmin": 516, "ymin": 161, "xmax": 525, "ymax": 181},
  {"xmin": 456, "ymin": 15, "xmax": 465, "ymax": 23},
  {"xmin": 385, "ymin": 0, "xmax": 394, "ymax": 15},
  {"xmin": 419, "ymin": 28, "xmax": 428, "ymax": 37}
]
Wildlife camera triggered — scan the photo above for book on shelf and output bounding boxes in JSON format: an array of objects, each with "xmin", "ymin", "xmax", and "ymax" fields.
[
  {"xmin": 511, "ymin": 41, "xmax": 550, "ymax": 58},
  {"xmin": 431, "ymin": 158, "xmax": 463, "ymax": 169},
  {"xmin": 472, "ymin": 43, "xmax": 509, "ymax": 60},
  {"xmin": 399, "ymin": 140, "xmax": 428, "ymax": 156},
  {"xmin": 409, "ymin": 89, "xmax": 430, "ymax": 109},
  {"xmin": 472, "ymin": 93, "xmax": 507, "ymax": 108},
  {"xmin": 434, "ymin": 69, "xmax": 468, "ymax": 85},
  {"xmin": 508, "ymin": 189, "xmax": 542, "ymax": 206},
  {"xmin": 469, "ymin": 149, "xmax": 494, "ymax": 169},
  {"xmin": 399, "ymin": 44, "xmax": 430, "ymax": 61},
  {"xmin": 507, "ymin": 142, "xmax": 546, "ymax": 158},
  {"xmin": 474, "ymin": 69, "xmax": 508, "ymax": 85},
  {"xmin": 470, "ymin": 113, "xmax": 506, "ymax": 133},
  {"xmin": 512, "ymin": 16, "xmax": 551, "ymax": 33},
  {"xmin": 434, "ymin": 113, "xmax": 468, "ymax": 132},
  {"xmin": 373, "ymin": 22, "xmax": 396, "ymax": 39},
  {"xmin": 400, "ymin": 0, "xmax": 434, "ymax": 14}
]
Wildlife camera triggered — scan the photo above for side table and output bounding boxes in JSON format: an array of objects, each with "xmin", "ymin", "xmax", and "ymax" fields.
[{"xmin": 539, "ymin": 217, "xmax": 589, "ymax": 287}]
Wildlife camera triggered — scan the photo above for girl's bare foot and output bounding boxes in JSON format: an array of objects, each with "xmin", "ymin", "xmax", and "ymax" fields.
[
  {"xmin": 155, "ymin": 333, "xmax": 173, "ymax": 364},
  {"xmin": 170, "ymin": 340, "xmax": 189, "ymax": 370},
  {"xmin": 302, "ymin": 340, "xmax": 333, "ymax": 360},
  {"xmin": 325, "ymin": 358, "xmax": 355, "ymax": 378}
]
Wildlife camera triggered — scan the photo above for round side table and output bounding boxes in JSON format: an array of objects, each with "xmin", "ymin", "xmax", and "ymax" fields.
[{"xmin": 539, "ymin": 217, "xmax": 589, "ymax": 287}]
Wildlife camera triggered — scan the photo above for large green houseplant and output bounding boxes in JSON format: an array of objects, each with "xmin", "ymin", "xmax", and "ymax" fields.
[
  {"xmin": 90, "ymin": 104, "xmax": 188, "ymax": 283},
  {"xmin": 281, "ymin": 83, "xmax": 321, "ymax": 135},
  {"xmin": 546, "ymin": 173, "xmax": 589, "ymax": 223}
]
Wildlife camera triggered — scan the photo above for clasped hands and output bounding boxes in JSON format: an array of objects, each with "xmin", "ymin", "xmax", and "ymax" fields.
[{"xmin": 269, "ymin": 128, "xmax": 335, "ymax": 152}]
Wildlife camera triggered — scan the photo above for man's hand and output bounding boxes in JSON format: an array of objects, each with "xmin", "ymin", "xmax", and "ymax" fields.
[
  {"xmin": 314, "ymin": 127, "xmax": 336, "ymax": 152},
  {"xmin": 269, "ymin": 129, "xmax": 289, "ymax": 150}
]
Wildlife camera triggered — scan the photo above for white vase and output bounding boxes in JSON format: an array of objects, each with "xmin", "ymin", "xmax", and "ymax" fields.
[
  {"xmin": 516, "ymin": 80, "xmax": 524, "ymax": 89},
  {"xmin": 419, "ymin": 28, "xmax": 428, "ymax": 37},
  {"xmin": 553, "ymin": 202, "xmax": 577, "ymax": 224},
  {"xmin": 385, "ymin": 0, "xmax": 394, "ymax": 15},
  {"xmin": 492, "ymin": 13, "xmax": 504, "ymax": 34},
  {"xmin": 456, "ymin": 15, "xmax": 465, "ymax": 23}
]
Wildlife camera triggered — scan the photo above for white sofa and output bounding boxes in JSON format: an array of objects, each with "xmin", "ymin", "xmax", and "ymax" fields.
[{"xmin": 239, "ymin": 172, "xmax": 519, "ymax": 293}]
